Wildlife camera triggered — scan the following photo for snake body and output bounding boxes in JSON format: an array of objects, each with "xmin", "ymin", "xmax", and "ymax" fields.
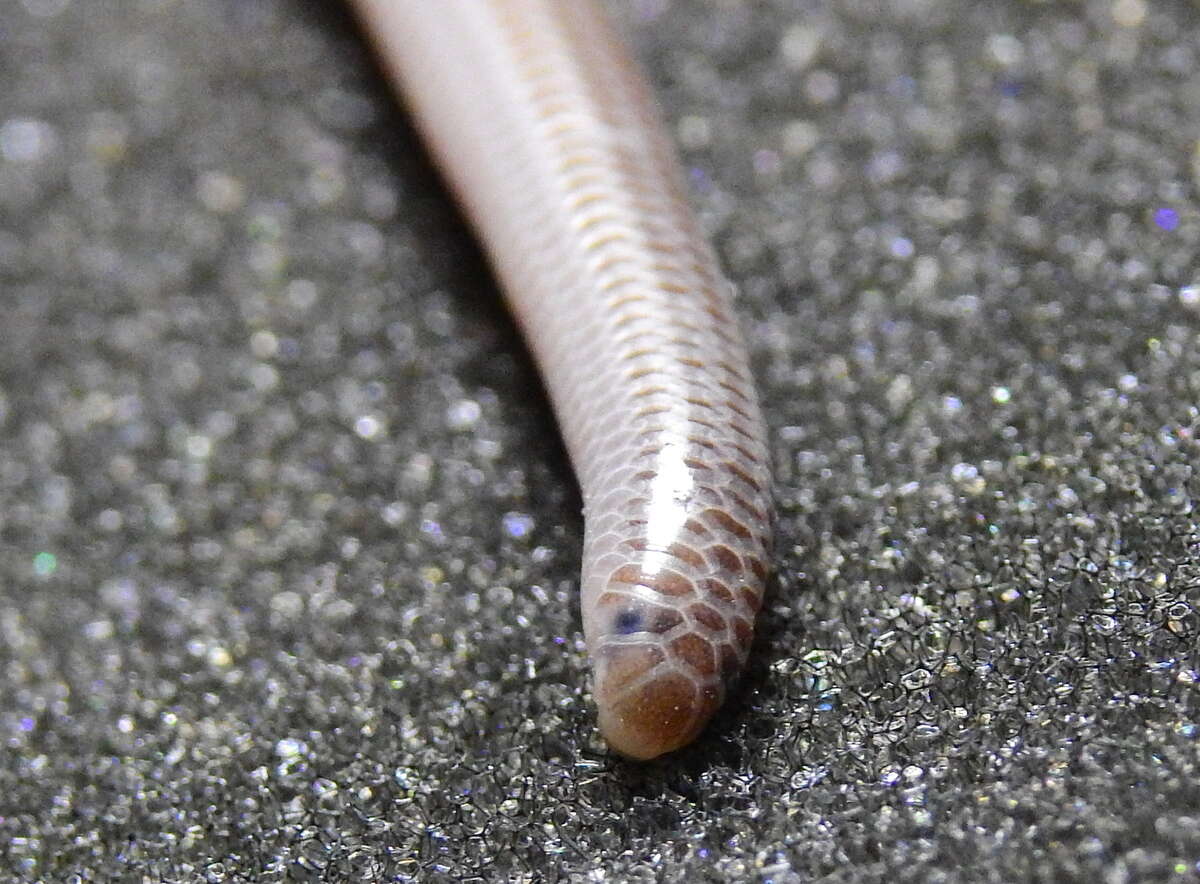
[{"xmin": 351, "ymin": 0, "xmax": 772, "ymax": 759}]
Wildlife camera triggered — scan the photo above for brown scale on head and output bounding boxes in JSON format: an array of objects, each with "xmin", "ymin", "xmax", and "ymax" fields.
[{"xmin": 588, "ymin": 514, "xmax": 767, "ymax": 759}]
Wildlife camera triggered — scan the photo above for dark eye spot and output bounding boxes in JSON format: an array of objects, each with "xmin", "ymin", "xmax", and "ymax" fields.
[{"xmin": 613, "ymin": 610, "xmax": 642, "ymax": 634}]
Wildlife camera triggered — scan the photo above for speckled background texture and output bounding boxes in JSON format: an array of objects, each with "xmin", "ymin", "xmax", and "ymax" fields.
[{"xmin": 2, "ymin": 0, "xmax": 1199, "ymax": 880}]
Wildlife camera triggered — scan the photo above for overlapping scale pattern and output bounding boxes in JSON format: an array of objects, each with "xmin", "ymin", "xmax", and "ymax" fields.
[{"xmin": 351, "ymin": 0, "xmax": 773, "ymax": 759}]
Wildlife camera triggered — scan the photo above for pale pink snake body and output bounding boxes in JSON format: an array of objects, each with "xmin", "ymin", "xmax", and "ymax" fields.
[{"xmin": 350, "ymin": 0, "xmax": 772, "ymax": 759}]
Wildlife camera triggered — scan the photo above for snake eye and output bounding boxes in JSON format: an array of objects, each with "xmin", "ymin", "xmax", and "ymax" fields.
[{"xmin": 612, "ymin": 610, "xmax": 642, "ymax": 634}]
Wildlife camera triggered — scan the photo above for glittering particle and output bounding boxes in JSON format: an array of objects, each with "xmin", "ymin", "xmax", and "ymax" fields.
[
  {"xmin": 986, "ymin": 34, "xmax": 1024, "ymax": 67},
  {"xmin": 247, "ymin": 362, "xmax": 279, "ymax": 391},
  {"xmin": 312, "ymin": 778, "xmax": 339, "ymax": 799},
  {"xmin": 83, "ymin": 619, "xmax": 114, "ymax": 642},
  {"xmin": 951, "ymin": 463, "xmax": 983, "ymax": 492},
  {"xmin": 208, "ymin": 646, "xmax": 232, "ymax": 667},
  {"xmin": 32, "ymin": 552, "xmax": 57, "ymax": 577},
  {"xmin": 1112, "ymin": 0, "xmax": 1148, "ymax": 27},
  {"xmin": 869, "ymin": 151, "xmax": 905, "ymax": 184},
  {"xmin": 275, "ymin": 738, "xmax": 307, "ymax": 759},
  {"xmin": 249, "ymin": 329, "xmax": 279, "ymax": 358},
  {"xmin": 354, "ymin": 414, "xmax": 385, "ymax": 439},
  {"xmin": 446, "ymin": 398, "xmax": 482, "ymax": 431},
  {"xmin": 753, "ymin": 149, "xmax": 781, "ymax": 178},
  {"xmin": 889, "ymin": 237, "xmax": 914, "ymax": 259},
  {"xmin": 502, "ymin": 511, "xmax": 535, "ymax": 538},
  {"xmin": 196, "ymin": 170, "xmax": 246, "ymax": 213},
  {"xmin": 185, "ymin": 434, "xmax": 212, "ymax": 459},
  {"xmin": 285, "ymin": 278, "xmax": 319, "ymax": 312},
  {"xmin": 346, "ymin": 221, "xmax": 385, "ymax": 263},
  {"xmin": 780, "ymin": 24, "xmax": 821, "ymax": 70},
  {"xmin": 804, "ymin": 70, "xmax": 840, "ymax": 105},
  {"xmin": 403, "ymin": 452, "xmax": 434, "ymax": 489},
  {"xmin": 782, "ymin": 119, "xmax": 819, "ymax": 157},
  {"xmin": 677, "ymin": 115, "xmax": 712, "ymax": 149},
  {"xmin": 381, "ymin": 501, "xmax": 409, "ymax": 526},
  {"xmin": 1153, "ymin": 207, "xmax": 1179, "ymax": 231},
  {"xmin": 991, "ymin": 386, "xmax": 1011, "ymax": 404},
  {"xmin": 886, "ymin": 374, "xmax": 914, "ymax": 409},
  {"xmin": 0, "ymin": 117, "xmax": 57, "ymax": 162},
  {"xmin": 270, "ymin": 591, "xmax": 304, "ymax": 621},
  {"xmin": 475, "ymin": 438, "xmax": 502, "ymax": 460},
  {"xmin": 899, "ymin": 668, "xmax": 932, "ymax": 690},
  {"xmin": 393, "ymin": 767, "xmax": 419, "ymax": 791}
]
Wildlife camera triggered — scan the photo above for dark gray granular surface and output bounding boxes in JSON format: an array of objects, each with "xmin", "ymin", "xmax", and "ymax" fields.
[{"xmin": 2, "ymin": 0, "xmax": 1199, "ymax": 881}]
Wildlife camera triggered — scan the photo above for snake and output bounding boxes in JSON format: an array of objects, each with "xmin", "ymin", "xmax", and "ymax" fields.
[{"xmin": 349, "ymin": 0, "xmax": 773, "ymax": 760}]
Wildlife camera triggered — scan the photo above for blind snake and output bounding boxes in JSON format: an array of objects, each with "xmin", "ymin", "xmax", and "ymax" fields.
[{"xmin": 349, "ymin": 0, "xmax": 773, "ymax": 759}]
